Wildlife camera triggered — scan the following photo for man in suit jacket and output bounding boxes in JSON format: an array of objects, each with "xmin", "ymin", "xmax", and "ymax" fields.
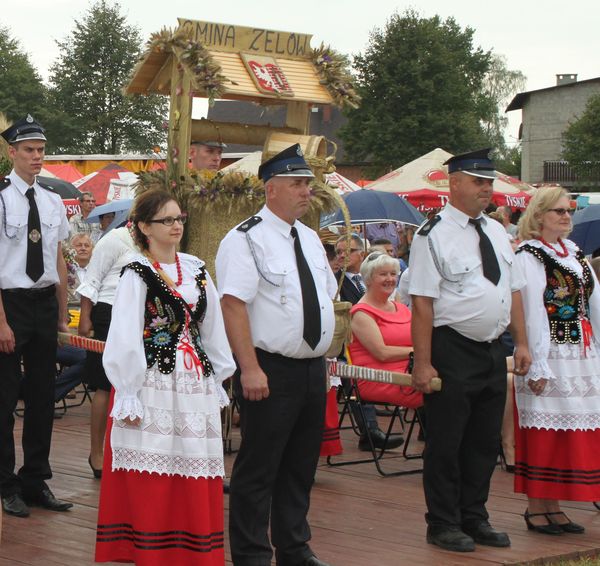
[{"xmin": 335, "ymin": 233, "xmax": 404, "ymax": 450}]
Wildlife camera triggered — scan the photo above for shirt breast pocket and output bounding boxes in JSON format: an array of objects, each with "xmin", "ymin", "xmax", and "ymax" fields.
[
  {"xmin": 41, "ymin": 213, "xmax": 62, "ymax": 232},
  {"xmin": 448, "ymin": 255, "xmax": 481, "ymax": 279},
  {"xmin": 262, "ymin": 259, "xmax": 295, "ymax": 288},
  {"xmin": 4, "ymin": 214, "xmax": 27, "ymax": 242}
]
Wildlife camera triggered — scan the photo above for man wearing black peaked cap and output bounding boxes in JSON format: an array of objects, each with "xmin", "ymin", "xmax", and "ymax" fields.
[
  {"xmin": 407, "ymin": 149, "xmax": 531, "ymax": 552},
  {"xmin": 189, "ymin": 137, "xmax": 227, "ymax": 171},
  {"xmin": 216, "ymin": 144, "xmax": 337, "ymax": 566},
  {"xmin": 0, "ymin": 115, "xmax": 73, "ymax": 518}
]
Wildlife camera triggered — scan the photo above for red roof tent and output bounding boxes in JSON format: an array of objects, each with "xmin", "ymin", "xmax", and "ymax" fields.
[{"xmin": 43, "ymin": 163, "xmax": 84, "ymax": 183}]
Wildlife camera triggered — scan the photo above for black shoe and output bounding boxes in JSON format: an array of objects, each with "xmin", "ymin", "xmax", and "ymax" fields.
[
  {"xmin": 1, "ymin": 493, "xmax": 30, "ymax": 518},
  {"xmin": 523, "ymin": 510, "xmax": 563, "ymax": 535},
  {"xmin": 463, "ymin": 521, "xmax": 511, "ymax": 547},
  {"xmin": 88, "ymin": 455, "xmax": 102, "ymax": 479},
  {"xmin": 426, "ymin": 526, "xmax": 475, "ymax": 552},
  {"xmin": 546, "ymin": 511, "xmax": 585, "ymax": 534},
  {"xmin": 358, "ymin": 429, "xmax": 404, "ymax": 451},
  {"xmin": 223, "ymin": 481, "xmax": 230, "ymax": 494},
  {"xmin": 299, "ymin": 556, "xmax": 331, "ymax": 566},
  {"xmin": 23, "ymin": 489, "xmax": 73, "ymax": 512}
]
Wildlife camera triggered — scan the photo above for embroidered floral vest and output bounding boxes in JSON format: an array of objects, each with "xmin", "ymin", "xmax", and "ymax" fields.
[
  {"xmin": 122, "ymin": 261, "xmax": 214, "ymax": 376},
  {"xmin": 517, "ymin": 244, "xmax": 594, "ymax": 344}
]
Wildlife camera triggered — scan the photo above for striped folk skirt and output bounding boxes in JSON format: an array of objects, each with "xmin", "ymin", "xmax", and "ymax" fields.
[
  {"xmin": 95, "ymin": 411, "xmax": 225, "ymax": 565},
  {"xmin": 514, "ymin": 425, "xmax": 600, "ymax": 501}
]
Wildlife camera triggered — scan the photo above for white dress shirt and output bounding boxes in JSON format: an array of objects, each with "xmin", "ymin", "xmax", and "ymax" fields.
[
  {"xmin": 216, "ymin": 205, "xmax": 337, "ymax": 358},
  {"xmin": 77, "ymin": 226, "xmax": 138, "ymax": 305},
  {"xmin": 0, "ymin": 170, "xmax": 69, "ymax": 289},
  {"xmin": 408, "ymin": 203, "xmax": 525, "ymax": 342}
]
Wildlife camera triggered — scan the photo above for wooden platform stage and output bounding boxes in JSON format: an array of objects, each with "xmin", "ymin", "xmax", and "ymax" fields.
[{"xmin": 2, "ymin": 400, "xmax": 600, "ymax": 566}]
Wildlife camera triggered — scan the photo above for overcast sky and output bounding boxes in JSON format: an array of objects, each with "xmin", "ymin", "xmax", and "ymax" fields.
[{"xmin": 3, "ymin": 0, "xmax": 599, "ymax": 145}]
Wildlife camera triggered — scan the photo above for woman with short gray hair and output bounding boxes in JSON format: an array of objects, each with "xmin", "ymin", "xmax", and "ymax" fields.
[{"xmin": 348, "ymin": 252, "xmax": 422, "ymax": 409}]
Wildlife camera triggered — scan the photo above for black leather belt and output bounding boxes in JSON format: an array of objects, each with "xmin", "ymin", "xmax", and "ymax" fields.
[{"xmin": 3, "ymin": 285, "xmax": 56, "ymax": 298}]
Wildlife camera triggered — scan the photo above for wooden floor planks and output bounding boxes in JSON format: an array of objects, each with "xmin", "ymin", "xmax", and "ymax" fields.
[{"xmin": 1, "ymin": 399, "xmax": 600, "ymax": 565}]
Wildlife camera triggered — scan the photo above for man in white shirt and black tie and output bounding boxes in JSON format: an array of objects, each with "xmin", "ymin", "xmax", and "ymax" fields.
[
  {"xmin": 217, "ymin": 144, "xmax": 336, "ymax": 566},
  {"xmin": 0, "ymin": 115, "xmax": 72, "ymax": 518}
]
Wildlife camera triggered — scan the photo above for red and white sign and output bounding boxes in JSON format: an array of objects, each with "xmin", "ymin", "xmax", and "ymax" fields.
[
  {"xmin": 63, "ymin": 199, "xmax": 81, "ymax": 219},
  {"xmin": 241, "ymin": 53, "xmax": 294, "ymax": 96}
]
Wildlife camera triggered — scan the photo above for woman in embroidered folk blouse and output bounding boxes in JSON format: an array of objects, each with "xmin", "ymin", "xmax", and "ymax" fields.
[
  {"xmin": 95, "ymin": 190, "xmax": 235, "ymax": 566},
  {"xmin": 514, "ymin": 187, "xmax": 600, "ymax": 536}
]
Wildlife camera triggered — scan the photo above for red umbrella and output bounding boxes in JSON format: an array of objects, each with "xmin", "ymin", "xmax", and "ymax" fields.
[{"xmin": 73, "ymin": 163, "xmax": 137, "ymax": 205}]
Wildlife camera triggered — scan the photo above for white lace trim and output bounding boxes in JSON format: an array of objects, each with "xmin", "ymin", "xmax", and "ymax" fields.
[
  {"xmin": 519, "ymin": 410, "xmax": 600, "ymax": 431},
  {"xmin": 527, "ymin": 359, "xmax": 555, "ymax": 382},
  {"xmin": 143, "ymin": 368, "xmax": 230, "ymax": 408},
  {"xmin": 114, "ymin": 406, "xmax": 223, "ymax": 439},
  {"xmin": 111, "ymin": 395, "xmax": 144, "ymax": 421},
  {"xmin": 112, "ymin": 447, "xmax": 224, "ymax": 479}
]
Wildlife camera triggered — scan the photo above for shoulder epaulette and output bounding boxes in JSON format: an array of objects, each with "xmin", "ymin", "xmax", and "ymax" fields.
[
  {"xmin": 236, "ymin": 215, "xmax": 262, "ymax": 232},
  {"xmin": 0, "ymin": 178, "xmax": 10, "ymax": 192},
  {"xmin": 416, "ymin": 215, "xmax": 441, "ymax": 236},
  {"xmin": 36, "ymin": 180, "xmax": 53, "ymax": 191}
]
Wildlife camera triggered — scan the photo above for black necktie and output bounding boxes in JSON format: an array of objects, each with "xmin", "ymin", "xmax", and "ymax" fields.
[
  {"xmin": 469, "ymin": 218, "xmax": 500, "ymax": 285},
  {"xmin": 25, "ymin": 187, "xmax": 44, "ymax": 282},
  {"xmin": 290, "ymin": 226, "xmax": 321, "ymax": 350}
]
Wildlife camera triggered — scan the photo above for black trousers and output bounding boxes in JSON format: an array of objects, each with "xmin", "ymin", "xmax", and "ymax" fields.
[
  {"xmin": 0, "ymin": 288, "xmax": 58, "ymax": 497},
  {"xmin": 423, "ymin": 325, "xmax": 507, "ymax": 528},
  {"xmin": 229, "ymin": 349, "xmax": 326, "ymax": 566}
]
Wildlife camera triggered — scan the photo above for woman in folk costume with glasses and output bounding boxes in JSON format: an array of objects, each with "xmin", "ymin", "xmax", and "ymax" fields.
[
  {"xmin": 514, "ymin": 186, "xmax": 600, "ymax": 536},
  {"xmin": 95, "ymin": 190, "xmax": 235, "ymax": 565}
]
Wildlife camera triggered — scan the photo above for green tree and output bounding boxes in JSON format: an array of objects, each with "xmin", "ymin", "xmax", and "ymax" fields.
[
  {"xmin": 340, "ymin": 10, "xmax": 522, "ymax": 177},
  {"xmin": 46, "ymin": 0, "xmax": 167, "ymax": 154},
  {"xmin": 0, "ymin": 26, "xmax": 47, "ymax": 123},
  {"xmin": 480, "ymin": 54, "xmax": 526, "ymax": 153},
  {"xmin": 562, "ymin": 93, "xmax": 600, "ymax": 182}
]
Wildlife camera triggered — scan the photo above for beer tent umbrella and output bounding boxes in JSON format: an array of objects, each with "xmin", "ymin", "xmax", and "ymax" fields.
[
  {"xmin": 367, "ymin": 148, "xmax": 532, "ymax": 211},
  {"xmin": 73, "ymin": 163, "xmax": 138, "ymax": 205}
]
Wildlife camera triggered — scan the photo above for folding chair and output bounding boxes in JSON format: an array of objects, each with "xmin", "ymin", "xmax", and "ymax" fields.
[{"xmin": 327, "ymin": 352, "xmax": 425, "ymax": 477}]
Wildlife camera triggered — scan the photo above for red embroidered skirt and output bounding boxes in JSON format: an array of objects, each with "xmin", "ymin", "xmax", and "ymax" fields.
[
  {"xmin": 95, "ymin": 405, "xmax": 225, "ymax": 565},
  {"xmin": 514, "ymin": 424, "xmax": 600, "ymax": 501},
  {"xmin": 320, "ymin": 387, "xmax": 343, "ymax": 457}
]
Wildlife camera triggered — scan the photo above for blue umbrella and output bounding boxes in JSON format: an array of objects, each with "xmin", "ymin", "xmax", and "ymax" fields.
[
  {"xmin": 86, "ymin": 199, "xmax": 133, "ymax": 235},
  {"xmin": 571, "ymin": 204, "xmax": 600, "ymax": 255},
  {"xmin": 320, "ymin": 189, "xmax": 425, "ymax": 228}
]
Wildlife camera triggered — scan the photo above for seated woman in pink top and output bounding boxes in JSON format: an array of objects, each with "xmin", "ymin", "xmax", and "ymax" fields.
[{"xmin": 348, "ymin": 252, "xmax": 423, "ymax": 409}]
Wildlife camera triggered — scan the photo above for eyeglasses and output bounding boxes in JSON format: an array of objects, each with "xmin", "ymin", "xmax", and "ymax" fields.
[
  {"xmin": 336, "ymin": 248, "xmax": 361, "ymax": 256},
  {"xmin": 147, "ymin": 214, "xmax": 188, "ymax": 226},
  {"xmin": 547, "ymin": 208, "xmax": 570, "ymax": 216}
]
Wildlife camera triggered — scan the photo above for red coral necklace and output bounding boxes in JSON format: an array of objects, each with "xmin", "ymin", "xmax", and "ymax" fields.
[
  {"xmin": 538, "ymin": 237, "xmax": 569, "ymax": 258},
  {"xmin": 147, "ymin": 252, "xmax": 183, "ymax": 287}
]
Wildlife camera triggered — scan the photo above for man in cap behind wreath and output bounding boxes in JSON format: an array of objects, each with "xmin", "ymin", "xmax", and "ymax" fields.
[
  {"xmin": 216, "ymin": 144, "xmax": 336, "ymax": 566},
  {"xmin": 0, "ymin": 115, "xmax": 72, "ymax": 517},
  {"xmin": 189, "ymin": 138, "xmax": 226, "ymax": 171},
  {"xmin": 408, "ymin": 149, "xmax": 531, "ymax": 552}
]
